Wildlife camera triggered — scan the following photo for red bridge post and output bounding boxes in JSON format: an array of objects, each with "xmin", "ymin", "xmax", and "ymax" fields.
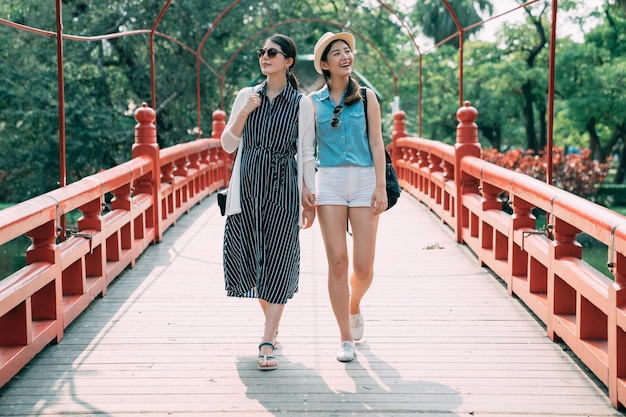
[
  {"xmin": 132, "ymin": 103, "xmax": 163, "ymax": 242},
  {"xmin": 391, "ymin": 110, "xmax": 406, "ymax": 168},
  {"xmin": 454, "ymin": 101, "xmax": 481, "ymax": 243},
  {"xmin": 211, "ymin": 109, "xmax": 226, "ymax": 139},
  {"xmin": 211, "ymin": 109, "xmax": 230, "ymax": 185}
]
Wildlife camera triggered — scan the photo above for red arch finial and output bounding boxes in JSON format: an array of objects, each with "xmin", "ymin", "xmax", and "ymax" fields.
[
  {"xmin": 212, "ymin": 109, "xmax": 227, "ymax": 139},
  {"xmin": 456, "ymin": 101, "xmax": 477, "ymax": 125},
  {"xmin": 135, "ymin": 102, "xmax": 156, "ymax": 124},
  {"xmin": 134, "ymin": 103, "xmax": 157, "ymax": 144},
  {"xmin": 456, "ymin": 101, "xmax": 478, "ymax": 145}
]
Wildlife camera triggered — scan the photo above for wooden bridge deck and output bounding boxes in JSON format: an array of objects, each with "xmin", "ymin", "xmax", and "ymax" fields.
[{"xmin": 0, "ymin": 193, "xmax": 623, "ymax": 417}]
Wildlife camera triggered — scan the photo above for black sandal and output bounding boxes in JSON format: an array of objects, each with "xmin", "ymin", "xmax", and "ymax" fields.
[{"xmin": 257, "ymin": 341, "xmax": 277, "ymax": 371}]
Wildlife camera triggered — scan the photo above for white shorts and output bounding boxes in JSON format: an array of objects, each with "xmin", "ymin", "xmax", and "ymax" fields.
[{"xmin": 316, "ymin": 166, "xmax": 375, "ymax": 207}]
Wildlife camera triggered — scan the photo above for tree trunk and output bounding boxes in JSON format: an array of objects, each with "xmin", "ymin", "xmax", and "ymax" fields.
[
  {"xmin": 538, "ymin": 105, "xmax": 547, "ymax": 151},
  {"xmin": 522, "ymin": 81, "xmax": 538, "ymax": 151},
  {"xmin": 521, "ymin": 6, "xmax": 547, "ymax": 153},
  {"xmin": 480, "ymin": 125, "xmax": 501, "ymax": 151},
  {"xmin": 602, "ymin": 122, "xmax": 625, "ymax": 161},
  {"xmin": 586, "ymin": 118, "xmax": 602, "ymax": 160},
  {"xmin": 614, "ymin": 141, "xmax": 626, "ymax": 184}
]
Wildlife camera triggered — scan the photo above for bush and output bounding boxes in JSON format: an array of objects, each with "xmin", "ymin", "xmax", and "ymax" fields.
[{"xmin": 481, "ymin": 146, "xmax": 610, "ymax": 200}]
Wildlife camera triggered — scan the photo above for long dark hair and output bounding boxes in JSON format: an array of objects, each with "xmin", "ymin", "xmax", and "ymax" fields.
[
  {"xmin": 267, "ymin": 34, "xmax": 300, "ymax": 91},
  {"xmin": 320, "ymin": 39, "xmax": 363, "ymax": 106}
]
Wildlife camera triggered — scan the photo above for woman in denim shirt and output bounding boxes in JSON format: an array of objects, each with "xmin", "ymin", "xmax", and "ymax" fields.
[{"xmin": 308, "ymin": 32, "xmax": 387, "ymax": 362}]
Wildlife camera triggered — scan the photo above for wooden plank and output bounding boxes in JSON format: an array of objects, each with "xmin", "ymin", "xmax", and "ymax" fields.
[{"xmin": 0, "ymin": 194, "xmax": 623, "ymax": 417}]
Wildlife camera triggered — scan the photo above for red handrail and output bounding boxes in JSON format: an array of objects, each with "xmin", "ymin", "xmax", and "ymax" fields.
[
  {"xmin": 391, "ymin": 105, "xmax": 626, "ymax": 409},
  {"xmin": 0, "ymin": 105, "xmax": 229, "ymax": 388}
]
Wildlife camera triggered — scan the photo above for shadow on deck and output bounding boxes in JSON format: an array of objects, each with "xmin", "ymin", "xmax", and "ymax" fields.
[{"xmin": 0, "ymin": 193, "xmax": 623, "ymax": 417}]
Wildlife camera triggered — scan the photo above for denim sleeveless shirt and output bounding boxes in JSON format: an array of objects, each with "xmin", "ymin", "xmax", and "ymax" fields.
[{"xmin": 310, "ymin": 85, "xmax": 373, "ymax": 168}]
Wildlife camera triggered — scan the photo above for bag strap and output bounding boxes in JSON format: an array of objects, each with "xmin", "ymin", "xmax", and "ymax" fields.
[
  {"xmin": 361, "ymin": 87, "xmax": 368, "ymax": 135},
  {"xmin": 362, "ymin": 86, "xmax": 390, "ymax": 158}
]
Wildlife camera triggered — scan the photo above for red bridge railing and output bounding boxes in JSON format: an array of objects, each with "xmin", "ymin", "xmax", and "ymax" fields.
[
  {"xmin": 392, "ymin": 102, "xmax": 626, "ymax": 409},
  {"xmin": 0, "ymin": 104, "xmax": 228, "ymax": 388},
  {"xmin": 1, "ymin": 101, "xmax": 625, "ymax": 409}
]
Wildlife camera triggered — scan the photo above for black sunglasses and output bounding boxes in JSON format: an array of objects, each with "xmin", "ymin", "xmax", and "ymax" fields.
[
  {"xmin": 256, "ymin": 48, "xmax": 288, "ymax": 59},
  {"xmin": 331, "ymin": 105, "xmax": 343, "ymax": 128}
]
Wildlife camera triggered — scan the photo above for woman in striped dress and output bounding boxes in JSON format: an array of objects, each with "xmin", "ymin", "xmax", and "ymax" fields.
[{"xmin": 220, "ymin": 34, "xmax": 316, "ymax": 371}]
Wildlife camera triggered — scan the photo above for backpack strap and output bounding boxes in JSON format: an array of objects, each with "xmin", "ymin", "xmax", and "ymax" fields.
[{"xmin": 361, "ymin": 87, "xmax": 368, "ymax": 135}]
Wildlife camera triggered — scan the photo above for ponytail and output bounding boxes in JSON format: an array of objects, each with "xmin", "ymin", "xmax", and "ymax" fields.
[
  {"xmin": 287, "ymin": 69, "xmax": 300, "ymax": 91},
  {"xmin": 343, "ymin": 78, "xmax": 363, "ymax": 106}
]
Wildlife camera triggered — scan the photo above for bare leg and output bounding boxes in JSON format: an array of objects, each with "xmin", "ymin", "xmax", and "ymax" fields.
[
  {"xmin": 262, "ymin": 302, "xmax": 285, "ymax": 344},
  {"xmin": 258, "ymin": 301, "xmax": 285, "ymax": 369},
  {"xmin": 347, "ymin": 207, "xmax": 379, "ymax": 315},
  {"xmin": 258, "ymin": 298, "xmax": 279, "ymax": 345},
  {"xmin": 317, "ymin": 205, "xmax": 352, "ymax": 343}
]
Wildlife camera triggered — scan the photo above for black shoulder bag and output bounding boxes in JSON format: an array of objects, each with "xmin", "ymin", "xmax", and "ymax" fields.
[
  {"xmin": 361, "ymin": 87, "xmax": 401, "ymax": 210},
  {"xmin": 217, "ymin": 188, "xmax": 228, "ymax": 216}
]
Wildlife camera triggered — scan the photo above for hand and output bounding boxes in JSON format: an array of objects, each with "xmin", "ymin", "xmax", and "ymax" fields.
[
  {"xmin": 242, "ymin": 93, "xmax": 261, "ymax": 115},
  {"xmin": 302, "ymin": 208, "xmax": 316, "ymax": 229},
  {"xmin": 301, "ymin": 187, "xmax": 316, "ymax": 211},
  {"xmin": 370, "ymin": 188, "xmax": 387, "ymax": 215}
]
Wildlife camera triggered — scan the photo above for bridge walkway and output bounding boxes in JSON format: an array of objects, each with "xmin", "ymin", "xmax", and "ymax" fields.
[{"xmin": 0, "ymin": 193, "xmax": 623, "ymax": 417}]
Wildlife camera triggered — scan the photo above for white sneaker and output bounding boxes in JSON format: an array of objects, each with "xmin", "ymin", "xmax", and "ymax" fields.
[
  {"xmin": 336, "ymin": 341, "xmax": 355, "ymax": 362},
  {"xmin": 350, "ymin": 312, "xmax": 364, "ymax": 341}
]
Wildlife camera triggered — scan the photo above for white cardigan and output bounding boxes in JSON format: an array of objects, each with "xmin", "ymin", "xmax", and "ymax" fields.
[{"xmin": 221, "ymin": 86, "xmax": 316, "ymax": 227}]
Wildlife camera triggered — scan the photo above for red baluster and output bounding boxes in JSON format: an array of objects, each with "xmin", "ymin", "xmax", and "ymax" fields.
[
  {"xmin": 455, "ymin": 101, "xmax": 481, "ymax": 242},
  {"xmin": 132, "ymin": 103, "xmax": 162, "ymax": 242}
]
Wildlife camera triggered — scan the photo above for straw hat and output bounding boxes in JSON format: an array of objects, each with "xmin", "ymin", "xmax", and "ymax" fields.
[{"xmin": 313, "ymin": 32, "xmax": 355, "ymax": 74}]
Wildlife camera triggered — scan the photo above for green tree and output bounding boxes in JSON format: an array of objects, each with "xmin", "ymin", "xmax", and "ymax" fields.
[
  {"xmin": 411, "ymin": 0, "xmax": 493, "ymax": 48},
  {"xmin": 1, "ymin": 0, "xmax": 620, "ymax": 203},
  {"xmin": 557, "ymin": 4, "xmax": 626, "ymax": 182},
  {"xmin": 0, "ymin": 2, "xmax": 61, "ymax": 201},
  {"xmin": 464, "ymin": 41, "xmax": 525, "ymax": 150},
  {"xmin": 496, "ymin": 1, "xmax": 554, "ymax": 152},
  {"xmin": 0, "ymin": 0, "xmax": 411, "ymax": 203},
  {"xmin": 415, "ymin": 46, "xmax": 459, "ymax": 143}
]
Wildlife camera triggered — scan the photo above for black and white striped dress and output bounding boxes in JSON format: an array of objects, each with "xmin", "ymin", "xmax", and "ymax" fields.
[{"xmin": 223, "ymin": 82, "xmax": 302, "ymax": 304}]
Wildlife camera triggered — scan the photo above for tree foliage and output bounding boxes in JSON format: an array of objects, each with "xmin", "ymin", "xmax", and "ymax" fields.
[
  {"xmin": 410, "ymin": 0, "xmax": 493, "ymax": 48},
  {"xmin": 0, "ymin": 0, "xmax": 624, "ymax": 203}
]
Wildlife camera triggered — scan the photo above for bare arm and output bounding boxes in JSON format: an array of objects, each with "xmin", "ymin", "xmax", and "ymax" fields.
[
  {"xmin": 300, "ymin": 96, "xmax": 317, "ymax": 210},
  {"xmin": 365, "ymin": 88, "xmax": 388, "ymax": 214}
]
